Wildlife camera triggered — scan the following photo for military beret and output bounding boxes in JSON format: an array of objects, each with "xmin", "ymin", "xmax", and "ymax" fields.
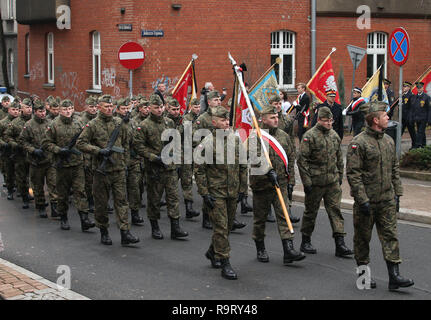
[
  {"xmin": 368, "ymin": 101, "xmax": 388, "ymax": 114},
  {"xmin": 207, "ymin": 90, "xmax": 221, "ymax": 101},
  {"xmin": 318, "ymin": 106, "xmax": 333, "ymax": 119},
  {"xmin": 1, "ymin": 95, "xmax": 10, "ymax": 103},
  {"xmin": 137, "ymin": 100, "xmax": 149, "ymax": 108},
  {"xmin": 130, "ymin": 95, "xmax": 139, "ymax": 101},
  {"xmin": 190, "ymin": 98, "xmax": 200, "ymax": 106},
  {"xmin": 45, "ymin": 95, "xmax": 54, "ymax": 103},
  {"xmin": 149, "ymin": 94, "xmax": 163, "ymax": 106},
  {"xmin": 9, "ymin": 100, "xmax": 21, "ymax": 109},
  {"xmin": 55, "ymin": 96, "xmax": 61, "ymax": 104},
  {"xmin": 33, "ymin": 100, "xmax": 45, "ymax": 110},
  {"xmin": 167, "ymin": 97, "xmax": 179, "ymax": 107},
  {"xmin": 268, "ymin": 94, "xmax": 281, "ymax": 104},
  {"xmin": 116, "ymin": 97, "xmax": 130, "ymax": 107},
  {"xmin": 260, "ymin": 104, "xmax": 278, "ymax": 115},
  {"xmin": 326, "ymin": 89, "xmax": 337, "ymax": 97},
  {"xmin": 85, "ymin": 96, "xmax": 98, "ymax": 106},
  {"xmin": 22, "ymin": 98, "xmax": 32, "ymax": 106},
  {"xmin": 211, "ymin": 106, "xmax": 229, "ymax": 119},
  {"xmin": 403, "ymin": 81, "xmax": 412, "ymax": 87},
  {"xmin": 14, "ymin": 96, "xmax": 22, "ymax": 103},
  {"xmin": 60, "ymin": 99, "xmax": 74, "ymax": 107},
  {"xmin": 98, "ymin": 94, "xmax": 113, "ymax": 104}
]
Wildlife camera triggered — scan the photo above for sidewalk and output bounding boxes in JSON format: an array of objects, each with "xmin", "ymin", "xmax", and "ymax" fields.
[{"xmin": 0, "ymin": 258, "xmax": 89, "ymax": 300}]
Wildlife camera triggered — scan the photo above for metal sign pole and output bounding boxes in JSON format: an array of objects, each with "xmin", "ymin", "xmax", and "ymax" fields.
[
  {"xmin": 129, "ymin": 70, "xmax": 133, "ymax": 98},
  {"xmin": 396, "ymin": 66, "xmax": 403, "ymax": 158},
  {"xmin": 351, "ymin": 52, "xmax": 358, "ymax": 101}
]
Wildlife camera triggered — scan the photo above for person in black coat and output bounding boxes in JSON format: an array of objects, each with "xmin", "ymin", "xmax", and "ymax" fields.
[
  {"xmin": 410, "ymin": 81, "xmax": 431, "ymax": 148},
  {"xmin": 293, "ymin": 83, "xmax": 310, "ymax": 140},
  {"xmin": 399, "ymin": 81, "xmax": 417, "ymax": 149},
  {"xmin": 154, "ymin": 82, "xmax": 166, "ymax": 105},
  {"xmin": 311, "ymin": 89, "xmax": 344, "ymax": 139},
  {"xmin": 344, "ymin": 87, "xmax": 366, "ymax": 136},
  {"xmin": 384, "ymin": 79, "xmax": 395, "ymax": 106}
]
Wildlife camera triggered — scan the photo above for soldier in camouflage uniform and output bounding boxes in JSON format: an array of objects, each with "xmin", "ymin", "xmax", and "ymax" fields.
[
  {"xmin": 134, "ymin": 94, "xmax": 188, "ymax": 240},
  {"xmin": 43, "ymin": 99, "xmax": 95, "ymax": 232},
  {"xmin": 249, "ymin": 105, "xmax": 305, "ymax": 265},
  {"xmin": 0, "ymin": 95, "xmax": 10, "ymax": 120},
  {"xmin": 116, "ymin": 98, "xmax": 145, "ymax": 226},
  {"xmin": 46, "ymin": 97, "xmax": 60, "ymax": 121},
  {"xmin": 19, "ymin": 100, "xmax": 58, "ymax": 218},
  {"xmin": 195, "ymin": 106, "xmax": 248, "ymax": 280},
  {"xmin": 297, "ymin": 107, "xmax": 353, "ymax": 258},
  {"xmin": 346, "ymin": 101, "xmax": 414, "ymax": 291},
  {"xmin": 0, "ymin": 100, "xmax": 20, "ymax": 199},
  {"xmin": 4, "ymin": 98, "xmax": 33, "ymax": 209},
  {"xmin": 77, "ymin": 95, "xmax": 139, "ymax": 246}
]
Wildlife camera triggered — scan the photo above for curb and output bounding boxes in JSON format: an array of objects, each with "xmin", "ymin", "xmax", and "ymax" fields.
[
  {"xmin": 400, "ymin": 170, "xmax": 431, "ymax": 182},
  {"xmin": 292, "ymin": 191, "xmax": 431, "ymax": 225}
]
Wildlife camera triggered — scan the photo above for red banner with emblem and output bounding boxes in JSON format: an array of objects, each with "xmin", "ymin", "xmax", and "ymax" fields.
[
  {"xmin": 307, "ymin": 54, "xmax": 340, "ymax": 104},
  {"xmin": 233, "ymin": 73, "xmax": 253, "ymax": 142},
  {"xmin": 172, "ymin": 60, "xmax": 197, "ymax": 115},
  {"xmin": 412, "ymin": 67, "xmax": 431, "ymax": 95}
]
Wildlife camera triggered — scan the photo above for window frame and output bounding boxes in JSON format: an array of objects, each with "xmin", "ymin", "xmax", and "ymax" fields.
[
  {"xmin": 270, "ymin": 30, "xmax": 296, "ymax": 89},
  {"xmin": 92, "ymin": 31, "xmax": 101, "ymax": 90},
  {"xmin": 367, "ymin": 32, "xmax": 387, "ymax": 78},
  {"xmin": 47, "ymin": 32, "xmax": 54, "ymax": 84}
]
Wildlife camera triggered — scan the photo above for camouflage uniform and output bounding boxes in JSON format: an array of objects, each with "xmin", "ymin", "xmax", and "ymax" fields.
[
  {"xmin": 133, "ymin": 111, "xmax": 149, "ymax": 204},
  {"xmin": 80, "ymin": 110, "xmax": 97, "ymax": 204},
  {"xmin": 0, "ymin": 112, "xmax": 18, "ymax": 194}
]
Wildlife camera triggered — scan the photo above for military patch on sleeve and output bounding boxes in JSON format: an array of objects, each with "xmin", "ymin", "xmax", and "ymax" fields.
[
  {"xmin": 86, "ymin": 124, "xmax": 90, "ymax": 127},
  {"xmin": 137, "ymin": 127, "xmax": 141, "ymax": 131},
  {"xmin": 47, "ymin": 127, "xmax": 51, "ymax": 130},
  {"xmin": 303, "ymin": 137, "xmax": 308, "ymax": 142},
  {"xmin": 351, "ymin": 144, "xmax": 358, "ymax": 150}
]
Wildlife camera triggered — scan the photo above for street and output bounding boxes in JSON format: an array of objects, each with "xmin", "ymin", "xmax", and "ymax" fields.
[{"xmin": 0, "ymin": 182, "xmax": 430, "ymax": 300}]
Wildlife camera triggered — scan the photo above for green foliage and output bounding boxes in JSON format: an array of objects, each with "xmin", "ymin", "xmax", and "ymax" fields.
[
  {"xmin": 400, "ymin": 145, "xmax": 431, "ymax": 171},
  {"xmin": 337, "ymin": 65, "xmax": 345, "ymax": 108}
]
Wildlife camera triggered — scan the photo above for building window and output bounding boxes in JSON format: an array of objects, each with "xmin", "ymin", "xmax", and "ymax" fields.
[
  {"xmin": 47, "ymin": 32, "xmax": 54, "ymax": 84},
  {"xmin": 367, "ymin": 32, "xmax": 387, "ymax": 79},
  {"xmin": 8, "ymin": 49, "xmax": 14, "ymax": 86},
  {"xmin": 92, "ymin": 31, "xmax": 101, "ymax": 90},
  {"xmin": 270, "ymin": 30, "xmax": 295, "ymax": 88},
  {"xmin": 25, "ymin": 33, "xmax": 30, "ymax": 75}
]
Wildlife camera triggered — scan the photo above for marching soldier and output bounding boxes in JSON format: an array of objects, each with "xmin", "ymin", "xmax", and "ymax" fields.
[
  {"xmin": 346, "ymin": 101, "xmax": 414, "ymax": 290},
  {"xmin": 46, "ymin": 97, "xmax": 60, "ymax": 121},
  {"xmin": 134, "ymin": 94, "xmax": 188, "ymax": 240},
  {"xmin": 77, "ymin": 95, "xmax": 139, "ymax": 246},
  {"xmin": 4, "ymin": 98, "xmax": 33, "ymax": 209},
  {"xmin": 297, "ymin": 107, "xmax": 353, "ymax": 258},
  {"xmin": 19, "ymin": 100, "xmax": 58, "ymax": 218},
  {"xmin": 0, "ymin": 95, "xmax": 10, "ymax": 120},
  {"xmin": 43, "ymin": 99, "xmax": 95, "ymax": 232},
  {"xmin": 249, "ymin": 105, "xmax": 305, "ymax": 265},
  {"xmin": 343, "ymin": 87, "xmax": 366, "ymax": 136},
  {"xmin": 410, "ymin": 81, "xmax": 431, "ymax": 148},
  {"xmin": 195, "ymin": 106, "xmax": 248, "ymax": 280},
  {"xmin": 312, "ymin": 89, "xmax": 344, "ymax": 139}
]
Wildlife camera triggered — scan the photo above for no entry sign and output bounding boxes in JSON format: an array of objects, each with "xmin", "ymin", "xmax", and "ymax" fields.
[
  {"xmin": 389, "ymin": 27, "xmax": 410, "ymax": 66},
  {"xmin": 118, "ymin": 42, "xmax": 145, "ymax": 70}
]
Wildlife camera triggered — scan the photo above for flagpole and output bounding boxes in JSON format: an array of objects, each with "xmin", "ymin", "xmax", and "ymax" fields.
[
  {"xmin": 229, "ymin": 52, "xmax": 294, "ymax": 234},
  {"xmin": 361, "ymin": 64, "xmax": 382, "ymax": 91},
  {"xmin": 306, "ymin": 47, "xmax": 337, "ymax": 88},
  {"xmin": 249, "ymin": 57, "xmax": 281, "ymax": 92},
  {"xmin": 171, "ymin": 60, "xmax": 193, "ymax": 94}
]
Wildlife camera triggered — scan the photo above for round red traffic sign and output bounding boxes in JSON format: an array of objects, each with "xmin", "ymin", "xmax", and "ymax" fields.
[
  {"xmin": 389, "ymin": 27, "xmax": 410, "ymax": 66},
  {"xmin": 118, "ymin": 42, "xmax": 145, "ymax": 70}
]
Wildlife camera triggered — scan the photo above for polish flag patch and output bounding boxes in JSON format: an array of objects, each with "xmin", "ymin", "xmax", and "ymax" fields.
[
  {"xmin": 351, "ymin": 145, "xmax": 358, "ymax": 149},
  {"xmin": 303, "ymin": 138, "xmax": 308, "ymax": 142}
]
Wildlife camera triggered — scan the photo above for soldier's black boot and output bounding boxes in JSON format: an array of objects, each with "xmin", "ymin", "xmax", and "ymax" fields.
[
  {"xmin": 60, "ymin": 213, "xmax": 70, "ymax": 230},
  {"xmin": 300, "ymin": 234, "xmax": 317, "ymax": 254},
  {"xmin": 220, "ymin": 258, "xmax": 238, "ymax": 280},
  {"xmin": 357, "ymin": 265, "xmax": 377, "ymax": 289},
  {"xmin": 266, "ymin": 208, "xmax": 275, "ymax": 222},
  {"xmin": 254, "ymin": 240, "xmax": 269, "ymax": 262},
  {"xmin": 160, "ymin": 200, "xmax": 167, "ymax": 207},
  {"xmin": 150, "ymin": 219, "xmax": 164, "ymax": 239},
  {"xmin": 88, "ymin": 196, "xmax": 94, "ymax": 213},
  {"xmin": 231, "ymin": 219, "xmax": 246, "ymax": 231},
  {"xmin": 170, "ymin": 217, "xmax": 189, "ymax": 239},
  {"xmin": 120, "ymin": 229, "xmax": 140, "ymax": 246},
  {"xmin": 22, "ymin": 194, "xmax": 30, "ymax": 209},
  {"xmin": 386, "ymin": 261, "xmax": 414, "ymax": 291},
  {"xmin": 131, "ymin": 210, "xmax": 144, "ymax": 226},
  {"xmin": 185, "ymin": 200, "xmax": 200, "ymax": 219},
  {"xmin": 37, "ymin": 205, "xmax": 48, "ymax": 218},
  {"xmin": 100, "ymin": 228, "xmax": 112, "ymax": 245},
  {"xmin": 50, "ymin": 202, "xmax": 59, "ymax": 218},
  {"xmin": 205, "ymin": 245, "xmax": 222, "ymax": 268},
  {"xmin": 202, "ymin": 211, "xmax": 212, "ymax": 229},
  {"xmin": 334, "ymin": 235, "xmax": 354, "ymax": 257},
  {"xmin": 240, "ymin": 196, "xmax": 253, "ymax": 214},
  {"xmin": 282, "ymin": 239, "xmax": 306, "ymax": 264},
  {"xmin": 7, "ymin": 189, "xmax": 14, "ymax": 200},
  {"xmin": 78, "ymin": 211, "xmax": 95, "ymax": 231}
]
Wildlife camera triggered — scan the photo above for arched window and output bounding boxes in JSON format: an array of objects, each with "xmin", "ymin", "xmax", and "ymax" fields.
[
  {"xmin": 47, "ymin": 32, "xmax": 54, "ymax": 84},
  {"xmin": 367, "ymin": 32, "xmax": 387, "ymax": 79},
  {"xmin": 92, "ymin": 31, "xmax": 101, "ymax": 90},
  {"xmin": 270, "ymin": 30, "xmax": 295, "ymax": 88}
]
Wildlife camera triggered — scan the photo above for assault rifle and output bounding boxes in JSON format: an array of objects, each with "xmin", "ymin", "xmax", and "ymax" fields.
[{"xmin": 56, "ymin": 127, "xmax": 84, "ymax": 168}]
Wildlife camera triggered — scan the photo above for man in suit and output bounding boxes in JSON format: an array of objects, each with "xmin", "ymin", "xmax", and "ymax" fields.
[{"xmin": 293, "ymin": 83, "xmax": 310, "ymax": 141}]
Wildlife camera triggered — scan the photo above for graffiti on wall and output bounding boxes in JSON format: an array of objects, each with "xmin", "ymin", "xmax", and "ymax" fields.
[
  {"xmin": 29, "ymin": 62, "xmax": 44, "ymax": 81},
  {"xmin": 59, "ymin": 72, "xmax": 85, "ymax": 106},
  {"xmin": 151, "ymin": 75, "xmax": 179, "ymax": 92}
]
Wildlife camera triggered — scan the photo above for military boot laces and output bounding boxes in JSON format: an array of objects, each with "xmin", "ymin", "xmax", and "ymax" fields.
[
  {"xmin": 78, "ymin": 211, "xmax": 95, "ymax": 231},
  {"xmin": 38, "ymin": 206, "xmax": 48, "ymax": 218},
  {"xmin": 255, "ymin": 240, "xmax": 269, "ymax": 263},
  {"xmin": 131, "ymin": 210, "xmax": 144, "ymax": 226},
  {"xmin": 185, "ymin": 200, "xmax": 200, "ymax": 219},
  {"xmin": 282, "ymin": 239, "xmax": 306, "ymax": 264},
  {"xmin": 231, "ymin": 219, "xmax": 246, "ymax": 231},
  {"xmin": 266, "ymin": 209, "xmax": 275, "ymax": 223},
  {"xmin": 170, "ymin": 218, "xmax": 188, "ymax": 239},
  {"xmin": 300, "ymin": 234, "xmax": 317, "ymax": 254},
  {"xmin": 202, "ymin": 212, "xmax": 212, "ymax": 229},
  {"xmin": 50, "ymin": 202, "xmax": 59, "ymax": 218},
  {"xmin": 386, "ymin": 261, "xmax": 414, "ymax": 291},
  {"xmin": 100, "ymin": 228, "xmax": 112, "ymax": 245},
  {"xmin": 60, "ymin": 214, "xmax": 70, "ymax": 230},
  {"xmin": 335, "ymin": 236, "xmax": 354, "ymax": 258},
  {"xmin": 22, "ymin": 194, "xmax": 30, "ymax": 209},
  {"xmin": 220, "ymin": 259, "xmax": 238, "ymax": 280},
  {"xmin": 120, "ymin": 229, "xmax": 140, "ymax": 246},
  {"xmin": 240, "ymin": 196, "xmax": 253, "ymax": 214},
  {"xmin": 150, "ymin": 219, "xmax": 164, "ymax": 239},
  {"xmin": 205, "ymin": 245, "xmax": 222, "ymax": 269}
]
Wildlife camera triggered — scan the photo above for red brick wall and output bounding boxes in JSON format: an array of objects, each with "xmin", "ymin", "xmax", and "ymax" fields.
[
  {"xmin": 316, "ymin": 16, "xmax": 431, "ymax": 105},
  {"xmin": 17, "ymin": 0, "xmax": 311, "ymax": 108}
]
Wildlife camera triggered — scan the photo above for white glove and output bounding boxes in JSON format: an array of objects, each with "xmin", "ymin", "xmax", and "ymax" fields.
[{"xmin": 342, "ymin": 108, "xmax": 347, "ymax": 116}]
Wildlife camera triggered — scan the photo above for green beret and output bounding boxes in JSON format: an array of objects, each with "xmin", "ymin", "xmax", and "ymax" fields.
[
  {"xmin": 190, "ymin": 98, "xmax": 200, "ymax": 106},
  {"xmin": 49, "ymin": 100, "xmax": 59, "ymax": 108},
  {"xmin": 9, "ymin": 100, "xmax": 21, "ymax": 109},
  {"xmin": 1, "ymin": 95, "xmax": 10, "ymax": 103},
  {"xmin": 167, "ymin": 97, "xmax": 179, "ymax": 107},
  {"xmin": 45, "ymin": 95, "xmax": 54, "ymax": 103},
  {"xmin": 268, "ymin": 94, "xmax": 281, "ymax": 104},
  {"xmin": 22, "ymin": 98, "xmax": 32, "ymax": 106},
  {"xmin": 33, "ymin": 100, "xmax": 45, "ymax": 110},
  {"xmin": 116, "ymin": 97, "xmax": 130, "ymax": 107},
  {"xmin": 85, "ymin": 96, "xmax": 98, "ymax": 106},
  {"xmin": 207, "ymin": 90, "xmax": 221, "ymax": 101},
  {"xmin": 260, "ymin": 104, "xmax": 278, "ymax": 115},
  {"xmin": 318, "ymin": 106, "xmax": 333, "ymax": 119},
  {"xmin": 60, "ymin": 99, "xmax": 74, "ymax": 108},
  {"xmin": 130, "ymin": 95, "xmax": 138, "ymax": 101},
  {"xmin": 98, "ymin": 94, "xmax": 113, "ymax": 104},
  {"xmin": 149, "ymin": 94, "xmax": 163, "ymax": 106},
  {"xmin": 137, "ymin": 100, "xmax": 149, "ymax": 108},
  {"xmin": 211, "ymin": 106, "xmax": 229, "ymax": 119},
  {"xmin": 13, "ymin": 96, "xmax": 21, "ymax": 103},
  {"xmin": 55, "ymin": 96, "xmax": 61, "ymax": 104},
  {"xmin": 368, "ymin": 101, "xmax": 388, "ymax": 114}
]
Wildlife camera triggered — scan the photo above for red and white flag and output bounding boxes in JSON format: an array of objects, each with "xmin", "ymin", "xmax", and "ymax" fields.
[
  {"xmin": 233, "ymin": 73, "xmax": 252, "ymax": 142},
  {"xmin": 261, "ymin": 130, "xmax": 288, "ymax": 171},
  {"xmin": 412, "ymin": 67, "xmax": 431, "ymax": 95},
  {"xmin": 172, "ymin": 60, "xmax": 197, "ymax": 115}
]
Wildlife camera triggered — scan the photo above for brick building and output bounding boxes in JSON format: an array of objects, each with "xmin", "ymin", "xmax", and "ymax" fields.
[
  {"xmin": 14, "ymin": 0, "xmax": 431, "ymax": 108},
  {"xmin": 1, "ymin": 0, "xmax": 18, "ymax": 94}
]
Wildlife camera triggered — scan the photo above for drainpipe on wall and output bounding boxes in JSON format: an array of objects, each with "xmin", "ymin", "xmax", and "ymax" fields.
[{"xmin": 311, "ymin": 0, "xmax": 316, "ymax": 76}]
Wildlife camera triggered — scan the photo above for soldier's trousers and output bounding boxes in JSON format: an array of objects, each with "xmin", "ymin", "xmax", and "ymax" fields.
[
  {"xmin": 84, "ymin": 165, "xmax": 93, "ymax": 201},
  {"xmin": 252, "ymin": 187, "xmax": 294, "ymax": 241},
  {"xmin": 93, "ymin": 170, "xmax": 129, "ymax": 231},
  {"xmin": 146, "ymin": 169, "xmax": 180, "ymax": 220},
  {"xmin": 15, "ymin": 158, "xmax": 29, "ymax": 197},
  {"xmin": 127, "ymin": 162, "xmax": 141, "ymax": 211},
  {"xmin": 300, "ymin": 182, "xmax": 346, "ymax": 237},
  {"xmin": 209, "ymin": 197, "xmax": 237, "ymax": 260},
  {"xmin": 30, "ymin": 163, "xmax": 57, "ymax": 208},
  {"xmin": 2, "ymin": 156, "xmax": 14, "ymax": 191},
  {"xmin": 179, "ymin": 164, "xmax": 193, "ymax": 201},
  {"xmin": 415, "ymin": 120, "xmax": 427, "ymax": 148},
  {"xmin": 353, "ymin": 199, "xmax": 401, "ymax": 265},
  {"xmin": 56, "ymin": 165, "xmax": 88, "ymax": 215}
]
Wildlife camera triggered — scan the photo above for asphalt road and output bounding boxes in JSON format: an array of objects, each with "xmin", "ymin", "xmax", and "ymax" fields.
[{"xmin": 0, "ymin": 184, "xmax": 430, "ymax": 300}]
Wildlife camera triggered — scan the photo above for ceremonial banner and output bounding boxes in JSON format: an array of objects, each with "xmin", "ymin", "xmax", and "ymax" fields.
[
  {"xmin": 307, "ymin": 54, "xmax": 340, "ymax": 104},
  {"xmin": 172, "ymin": 59, "xmax": 197, "ymax": 115},
  {"xmin": 361, "ymin": 66, "xmax": 389, "ymax": 108},
  {"xmin": 233, "ymin": 72, "xmax": 253, "ymax": 142},
  {"xmin": 412, "ymin": 66, "xmax": 431, "ymax": 95},
  {"xmin": 249, "ymin": 69, "xmax": 279, "ymax": 111}
]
